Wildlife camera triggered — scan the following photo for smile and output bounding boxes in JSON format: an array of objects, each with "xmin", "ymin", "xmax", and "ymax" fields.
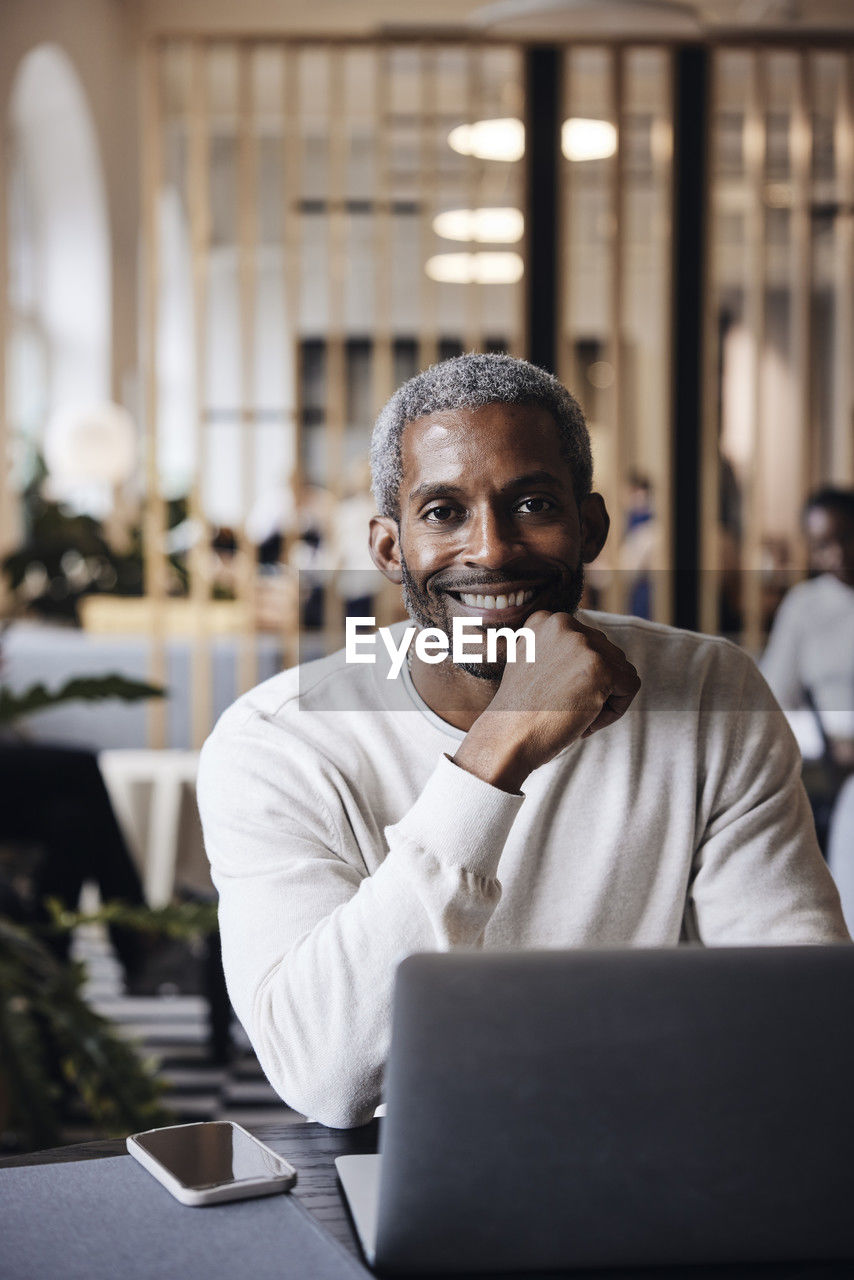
[{"xmin": 456, "ymin": 588, "xmax": 536, "ymax": 610}]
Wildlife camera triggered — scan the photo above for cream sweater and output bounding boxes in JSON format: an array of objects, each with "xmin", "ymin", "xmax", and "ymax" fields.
[{"xmin": 197, "ymin": 613, "xmax": 849, "ymax": 1128}]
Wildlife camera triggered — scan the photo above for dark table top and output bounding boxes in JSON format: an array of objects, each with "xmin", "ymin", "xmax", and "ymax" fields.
[
  {"xmin": 0, "ymin": 1118, "xmax": 379, "ymax": 1258},
  {"xmin": 1, "ymin": 1121, "xmax": 851, "ymax": 1280}
]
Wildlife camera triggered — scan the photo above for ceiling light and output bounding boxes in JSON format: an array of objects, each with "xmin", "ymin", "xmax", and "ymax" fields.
[
  {"xmin": 448, "ymin": 116, "xmax": 618, "ymax": 164},
  {"xmin": 433, "ymin": 207, "xmax": 524, "ymax": 243},
  {"xmin": 447, "ymin": 118, "xmax": 525, "ymax": 162},
  {"xmin": 561, "ymin": 118, "xmax": 618, "ymax": 162},
  {"xmin": 425, "ymin": 252, "xmax": 524, "ymax": 284}
]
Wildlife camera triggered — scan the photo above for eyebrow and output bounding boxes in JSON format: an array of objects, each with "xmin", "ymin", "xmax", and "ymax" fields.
[{"xmin": 407, "ymin": 470, "xmax": 565, "ymax": 505}]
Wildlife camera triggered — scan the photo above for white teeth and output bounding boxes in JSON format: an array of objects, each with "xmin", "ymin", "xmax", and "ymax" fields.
[{"xmin": 459, "ymin": 588, "xmax": 536, "ymax": 610}]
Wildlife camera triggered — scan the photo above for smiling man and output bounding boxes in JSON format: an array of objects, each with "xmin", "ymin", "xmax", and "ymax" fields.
[{"xmin": 198, "ymin": 354, "xmax": 849, "ymax": 1129}]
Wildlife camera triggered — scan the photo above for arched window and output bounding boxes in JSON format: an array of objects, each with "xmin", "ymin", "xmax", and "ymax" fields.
[{"xmin": 8, "ymin": 42, "xmax": 111, "ymax": 510}]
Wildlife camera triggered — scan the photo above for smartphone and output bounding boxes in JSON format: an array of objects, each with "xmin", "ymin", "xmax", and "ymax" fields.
[{"xmin": 127, "ymin": 1120, "xmax": 297, "ymax": 1207}]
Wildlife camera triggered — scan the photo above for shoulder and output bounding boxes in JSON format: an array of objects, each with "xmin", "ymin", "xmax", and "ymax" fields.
[
  {"xmin": 198, "ymin": 625, "xmax": 417, "ymax": 783},
  {"xmin": 578, "ymin": 610, "xmax": 770, "ymax": 710},
  {"xmin": 200, "ymin": 644, "xmax": 386, "ymax": 775},
  {"xmin": 579, "ymin": 609, "xmax": 748, "ymax": 668}
]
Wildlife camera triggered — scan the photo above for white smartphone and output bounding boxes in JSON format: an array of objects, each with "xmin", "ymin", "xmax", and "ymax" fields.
[{"xmin": 127, "ymin": 1120, "xmax": 297, "ymax": 1207}]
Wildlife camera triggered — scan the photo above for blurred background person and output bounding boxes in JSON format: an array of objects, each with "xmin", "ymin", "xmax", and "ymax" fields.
[{"xmin": 761, "ymin": 487, "xmax": 854, "ymax": 918}]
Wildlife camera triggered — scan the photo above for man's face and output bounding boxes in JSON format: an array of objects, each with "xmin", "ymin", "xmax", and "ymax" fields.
[
  {"xmin": 387, "ymin": 402, "xmax": 605, "ymax": 679},
  {"xmin": 805, "ymin": 505, "xmax": 854, "ymax": 588}
]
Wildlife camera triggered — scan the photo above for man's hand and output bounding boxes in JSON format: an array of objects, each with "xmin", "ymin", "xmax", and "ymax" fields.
[{"xmin": 454, "ymin": 611, "xmax": 641, "ymax": 793}]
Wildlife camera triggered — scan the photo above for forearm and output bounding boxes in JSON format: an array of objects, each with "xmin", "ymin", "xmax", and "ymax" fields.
[{"xmin": 205, "ymin": 755, "xmax": 521, "ymax": 1127}]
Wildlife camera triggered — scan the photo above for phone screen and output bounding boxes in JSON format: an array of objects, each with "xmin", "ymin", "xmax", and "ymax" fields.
[{"xmin": 134, "ymin": 1122, "xmax": 293, "ymax": 1190}]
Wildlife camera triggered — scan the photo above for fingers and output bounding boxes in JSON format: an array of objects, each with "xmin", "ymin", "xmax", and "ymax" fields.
[{"xmin": 581, "ymin": 668, "xmax": 641, "ymax": 738}]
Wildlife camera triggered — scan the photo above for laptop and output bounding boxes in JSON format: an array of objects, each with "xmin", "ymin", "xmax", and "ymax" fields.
[{"xmin": 336, "ymin": 946, "xmax": 854, "ymax": 1274}]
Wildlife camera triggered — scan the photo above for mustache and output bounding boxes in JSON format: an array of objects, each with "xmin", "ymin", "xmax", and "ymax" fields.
[{"xmin": 429, "ymin": 572, "xmax": 549, "ymax": 593}]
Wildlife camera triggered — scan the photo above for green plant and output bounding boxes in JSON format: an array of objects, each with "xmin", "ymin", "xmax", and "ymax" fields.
[
  {"xmin": 0, "ymin": 672, "xmax": 166, "ymax": 729},
  {"xmin": 47, "ymin": 897, "xmax": 219, "ymax": 940},
  {"xmin": 0, "ymin": 628, "xmax": 173, "ymax": 1151},
  {"xmin": 0, "ymin": 453, "xmax": 191, "ymax": 622},
  {"xmin": 0, "ymin": 916, "xmax": 172, "ymax": 1152}
]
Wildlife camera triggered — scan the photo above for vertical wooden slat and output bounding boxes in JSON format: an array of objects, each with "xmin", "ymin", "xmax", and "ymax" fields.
[
  {"xmin": 833, "ymin": 52, "xmax": 854, "ymax": 485},
  {"xmin": 372, "ymin": 45, "xmax": 394, "ymax": 416},
  {"xmin": 187, "ymin": 40, "xmax": 213, "ymax": 748},
  {"xmin": 699, "ymin": 48, "xmax": 722, "ymax": 636},
  {"xmin": 142, "ymin": 40, "xmax": 169, "ymax": 748},
  {"xmin": 419, "ymin": 45, "xmax": 440, "ymax": 372},
  {"xmin": 604, "ymin": 47, "xmax": 625, "ymax": 615},
  {"xmin": 464, "ymin": 45, "xmax": 482, "ymax": 354},
  {"xmin": 790, "ymin": 51, "xmax": 814, "ymax": 500},
  {"xmin": 236, "ymin": 43, "xmax": 259, "ymax": 693},
  {"xmin": 652, "ymin": 48, "xmax": 675, "ymax": 627},
  {"xmin": 509, "ymin": 47, "xmax": 526, "ymax": 361},
  {"xmin": 282, "ymin": 44, "xmax": 303, "ymax": 662},
  {"xmin": 326, "ymin": 46, "xmax": 347, "ymax": 500},
  {"xmin": 742, "ymin": 50, "xmax": 766, "ymax": 652},
  {"xmin": 0, "ymin": 103, "xmax": 12, "ymax": 607},
  {"xmin": 325, "ymin": 45, "xmax": 348, "ymax": 649}
]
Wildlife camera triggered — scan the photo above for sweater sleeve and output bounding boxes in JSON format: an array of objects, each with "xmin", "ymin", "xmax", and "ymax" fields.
[
  {"xmin": 197, "ymin": 722, "xmax": 522, "ymax": 1128},
  {"xmin": 689, "ymin": 648, "xmax": 850, "ymax": 944}
]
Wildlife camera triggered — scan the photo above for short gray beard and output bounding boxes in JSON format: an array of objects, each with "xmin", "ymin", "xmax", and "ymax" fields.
[{"xmin": 399, "ymin": 550, "xmax": 585, "ymax": 682}]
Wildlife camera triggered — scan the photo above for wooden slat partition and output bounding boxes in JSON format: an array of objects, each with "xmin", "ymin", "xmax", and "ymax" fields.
[
  {"xmin": 741, "ymin": 50, "xmax": 767, "ymax": 653},
  {"xmin": 833, "ymin": 53, "xmax": 854, "ymax": 485},
  {"xmin": 372, "ymin": 45, "xmax": 394, "ymax": 417},
  {"xmin": 324, "ymin": 45, "xmax": 348, "ymax": 647},
  {"xmin": 187, "ymin": 41, "xmax": 213, "ymax": 748},
  {"xmin": 556, "ymin": 51, "xmax": 575, "ymax": 406},
  {"xmin": 418, "ymin": 46, "xmax": 440, "ymax": 373},
  {"xmin": 281, "ymin": 45, "xmax": 303, "ymax": 664},
  {"xmin": 603, "ymin": 47, "xmax": 625, "ymax": 615},
  {"xmin": 463, "ymin": 47, "xmax": 483, "ymax": 354},
  {"xmin": 790, "ymin": 51, "xmax": 814, "ymax": 501},
  {"xmin": 699, "ymin": 50, "xmax": 723, "ymax": 636},
  {"xmin": 0, "ymin": 106, "xmax": 11, "ymax": 606},
  {"xmin": 282, "ymin": 45, "xmax": 302, "ymax": 483},
  {"xmin": 652, "ymin": 49, "xmax": 675, "ymax": 626},
  {"xmin": 141, "ymin": 41, "xmax": 169, "ymax": 747},
  {"xmin": 509, "ymin": 49, "xmax": 526, "ymax": 361},
  {"xmin": 236, "ymin": 43, "xmax": 259, "ymax": 695},
  {"xmin": 326, "ymin": 46, "xmax": 348, "ymax": 500}
]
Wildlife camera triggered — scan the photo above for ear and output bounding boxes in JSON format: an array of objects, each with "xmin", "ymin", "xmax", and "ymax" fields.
[
  {"xmin": 369, "ymin": 515, "xmax": 403, "ymax": 584},
  {"xmin": 579, "ymin": 493, "xmax": 610, "ymax": 563}
]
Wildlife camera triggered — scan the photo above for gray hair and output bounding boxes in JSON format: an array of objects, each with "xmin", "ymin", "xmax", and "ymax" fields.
[{"xmin": 370, "ymin": 352, "xmax": 593, "ymax": 519}]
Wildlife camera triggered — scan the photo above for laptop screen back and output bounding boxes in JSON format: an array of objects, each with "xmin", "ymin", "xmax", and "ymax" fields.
[{"xmin": 375, "ymin": 947, "xmax": 854, "ymax": 1274}]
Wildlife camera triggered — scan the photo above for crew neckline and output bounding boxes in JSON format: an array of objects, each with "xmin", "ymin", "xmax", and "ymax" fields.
[{"xmin": 399, "ymin": 655, "xmax": 467, "ymax": 741}]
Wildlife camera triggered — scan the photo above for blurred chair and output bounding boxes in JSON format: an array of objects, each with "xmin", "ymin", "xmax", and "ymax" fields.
[
  {"xmin": 97, "ymin": 747, "xmax": 233, "ymax": 1061},
  {"xmin": 98, "ymin": 749, "xmax": 203, "ymax": 906}
]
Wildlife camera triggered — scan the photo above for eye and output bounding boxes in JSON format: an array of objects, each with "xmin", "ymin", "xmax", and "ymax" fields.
[
  {"xmin": 423, "ymin": 504, "xmax": 459, "ymax": 523},
  {"xmin": 515, "ymin": 496, "xmax": 555, "ymax": 515}
]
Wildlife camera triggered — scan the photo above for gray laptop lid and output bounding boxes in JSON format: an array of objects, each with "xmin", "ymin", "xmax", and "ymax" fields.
[{"xmin": 371, "ymin": 946, "xmax": 854, "ymax": 1274}]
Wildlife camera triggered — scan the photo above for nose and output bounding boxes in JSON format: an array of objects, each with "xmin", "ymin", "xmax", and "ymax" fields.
[{"xmin": 463, "ymin": 505, "xmax": 522, "ymax": 569}]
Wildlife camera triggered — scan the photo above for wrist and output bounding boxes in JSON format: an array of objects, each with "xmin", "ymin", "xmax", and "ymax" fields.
[{"xmin": 453, "ymin": 719, "xmax": 531, "ymax": 794}]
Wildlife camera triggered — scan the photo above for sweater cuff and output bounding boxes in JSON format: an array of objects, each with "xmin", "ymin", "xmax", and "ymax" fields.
[{"xmin": 386, "ymin": 753, "xmax": 525, "ymax": 880}]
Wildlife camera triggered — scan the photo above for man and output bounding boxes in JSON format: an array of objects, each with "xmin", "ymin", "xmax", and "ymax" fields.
[
  {"xmin": 761, "ymin": 486, "xmax": 854, "ymax": 929},
  {"xmin": 198, "ymin": 354, "xmax": 848, "ymax": 1130},
  {"xmin": 761, "ymin": 486, "xmax": 854, "ymax": 768}
]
